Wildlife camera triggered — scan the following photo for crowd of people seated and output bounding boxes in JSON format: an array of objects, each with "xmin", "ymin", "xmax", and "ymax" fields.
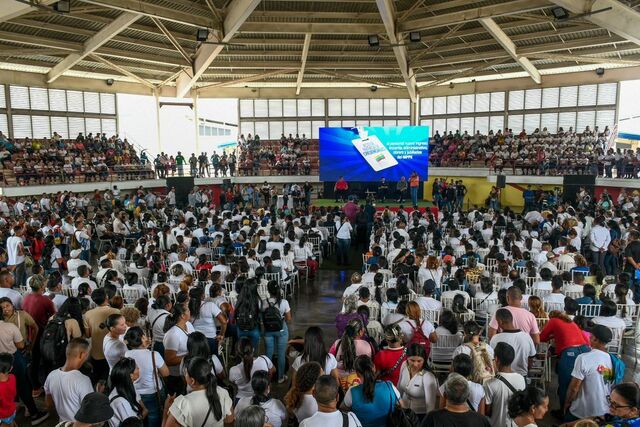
[
  {"xmin": 428, "ymin": 125, "xmax": 640, "ymax": 178},
  {"xmin": 0, "ymin": 131, "xmax": 154, "ymax": 186},
  {"xmin": 0, "ymin": 167, "xmax": 639, "ymax": 426}
]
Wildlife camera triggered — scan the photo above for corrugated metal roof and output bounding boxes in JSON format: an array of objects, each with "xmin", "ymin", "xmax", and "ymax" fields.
[{"xmin": 0, "ymin": 0, "xmax": 636, "ymax": 87}]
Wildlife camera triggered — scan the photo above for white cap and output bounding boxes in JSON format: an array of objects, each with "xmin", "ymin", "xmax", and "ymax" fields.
[{"xmin": 70, "ymin": 249, "xmax": 82, "ymax": 258}]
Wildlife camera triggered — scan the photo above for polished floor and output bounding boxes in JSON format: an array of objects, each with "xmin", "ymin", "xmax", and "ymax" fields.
[{"xmin": 23, "ymin": 245, "xmax": 639, "ymax": 426}]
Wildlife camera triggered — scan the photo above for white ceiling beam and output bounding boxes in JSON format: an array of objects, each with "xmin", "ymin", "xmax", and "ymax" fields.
[
  {"xmin": 549, "ymin": 0, "xmax": 640, "ymax": 45},
  {"xmin": 479, "ymin": 17, "xmax": 541, "ymax": 84},
  {"xmin": 78, "ymin": 0, "xmax": 211, "ymax": 28},
  {"xmin": 176, "ymin": 0, "xmax": 261, "ymax": 98},
  {"xmin": 526, "ymin": 52, "xmax": 640, "ymax": 65},
  {"xmin": 295, "ymin": 33, "xmax": 311, "ymax": 95},
  {"xmin": 400, "ymin": 0, "xmax": 551, "ymax": 32},
  {"xmin": 89, "ymin": 54, "xmax": 155, "ymax": 88},
  {"xmin": 238, "ymin": 22, "xmax": 385, "ymax": 34},
  {"xmin": 150, "ymin": 17, "xmax": 192, "ymax": 65},
  {"xmin": 376, "ymin": 0, "xmax": 417, "ymax": 102},
  {"xmin": 0, "ymin": 0, "xmax": 57, "ymax": 23},
  {"xmin": 46, "ymin": 12, "xmax": 140, "ymax": 83},
  {"xmin": 201, "ymin": 69, "xmax": 296, "ymax": 88}
]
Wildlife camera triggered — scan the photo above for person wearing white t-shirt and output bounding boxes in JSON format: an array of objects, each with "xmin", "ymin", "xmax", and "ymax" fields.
[
  {"xmin": 591, "ymin": 300, "xmax": 628, "ymax": 334},
  {"xmin": 167, "ymin": 357, "xmax": 234, "ymax": 427},
  {"xmin": 234, "ymin": 370, "xmax": 287, "ymax": 427},
  {"xmin": 490, "ymin": 308, "xmax": 536, "ymax": 377},
  {"xmin": 123, "ymin": 326, "xmax": 170, "ymax": 426},
  {"xmin": 102, "ymin": 313, "xmax": 128, "ymax": 371},
  {"xmin": 483, "ymin": 342, "xmax": 527, "ymax": 427},
  {"xmin": 564, "ymin": 325, "xmax": 614, "ymax": 419},
  {"xmin": 439, "ymin": 354, "xmax": 485, "ymax": 413},
  {"xmin": 191, "ymin": 288, "xmax": 228, "ymax": 355},
  {"xmin": 300, "ymin": 375, "xmax": 362, "ymax": 427},
  {"xmin": 6, "ymin": 226, "xmax": 26, "ymax": 287},
  {"xmin": 162, "ymin": 302, "xmax": 196, "ymax": 395},
  {"xmin": 107, "ymin": 358, "xmax": 143, "ymax": 427},
  {"xmin": 0, "ymin": 270, "xmax": 22, "ymax": 309},
  {"xmin": 229, "ymin": 338, "xmax": 276, "ymax": 399},
  {"xmin": 335, "ymin": 216, "xmax": 353, "ymax": 266},
  {"xmin": 44, "ymin": 338, "xmax": 94, "ymax": 423}
]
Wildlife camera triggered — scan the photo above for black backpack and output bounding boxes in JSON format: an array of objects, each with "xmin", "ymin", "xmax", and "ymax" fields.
[
  {"xmin": 236, "ymin": 306, "xmax": 258, "ymax": 331},
  {"xmin": 262, "ymin": 300, "xmax": 283, "ymax": 332},
  {"xmin": 40, "ymin": 316, "xmax": 68, "ymax": 369}
]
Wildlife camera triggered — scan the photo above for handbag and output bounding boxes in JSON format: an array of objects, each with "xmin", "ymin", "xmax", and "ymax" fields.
[{"xmin": 385, "ymin": 381, "xmax": 419, "ymax": 427}]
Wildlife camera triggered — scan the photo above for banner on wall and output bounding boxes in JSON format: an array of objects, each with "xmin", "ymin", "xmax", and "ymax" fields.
[{"xmin": 319, "ymin": 126, "xmax": 429, "ymax": 182}]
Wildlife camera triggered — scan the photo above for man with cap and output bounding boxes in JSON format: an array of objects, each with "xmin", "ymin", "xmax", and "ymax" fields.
[
  {"xmin": 416, "ymin": 280, "xmax": 442, "ymax": 312},
  {"xmin": 57, "ymin": 392, "xmax": 114, "ymax": 427},
  {"xmin": 564, "ymin": 324, "xmax": 615, "ymax": 421},
  {"xmin": 67, "ymin": 249, "xmax": 89, "ymax": 278}
]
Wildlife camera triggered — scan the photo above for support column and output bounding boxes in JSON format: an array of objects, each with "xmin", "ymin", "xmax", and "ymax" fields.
[
  {"xmin": 193, "ymin": 93, "xmax": 200, "ymax": 154},
  {"xmin": 154, "ymin": 90, "xmax": 162, "ymax": 153}
]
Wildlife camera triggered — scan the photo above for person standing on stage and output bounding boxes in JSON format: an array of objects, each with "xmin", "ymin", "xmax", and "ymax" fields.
[
  {"xmin": 377, "ymin": 177, "xmax": 388, "ymax": 202},
  {"xmin": 397, "ymin": 176, "xmax": 408, "ymax": 203},
  {"xmin": 409, "ymin": 171, "xmax": 420, "ymax": 207},
  {"xmin": 334, "ymin": 177, "xmax": 349, "ymax": 203}
]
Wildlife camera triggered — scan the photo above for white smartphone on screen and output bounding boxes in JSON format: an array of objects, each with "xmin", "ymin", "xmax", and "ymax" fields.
[{"xmin": 352, "ymin": 127, "xmax": 398, "ymax": 172}]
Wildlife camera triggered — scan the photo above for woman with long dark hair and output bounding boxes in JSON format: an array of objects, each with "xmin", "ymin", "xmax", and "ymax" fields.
[
  {"xmin": 234, "ymin": 370, "xmax": 287, "ymax": 427},
  {"xmin": 165, "ymin": 356, "xmax": 234, "ymax": 427},
  {"xmin": 229, "ymin": 337, "xmax": 275, "ymax": 400},
  {"xmin": 162, "ymin": 301, "xmax": 195, "ymax": 395},
  {"xmin": 262, "ymin": 280, "xmax": 292, "ymax": 384},
  {"xmin": 123, "ymin": 327, "xmax": 169, "ymax": 427},
  {"xmin": 147, "ymin": 294, "xmax": 172, "ymax": 355},
  {"xmin": 330, "ymin": 318, "xmax": 374, "ymax": 391},
  {"xmin": 284, "ymin": 362, "xmax": 322, "ymax": 424},
  {"xmin": 234, "ymin": 278, "xmax": 262, "ymax": 349},
  {"xmin": 189, "ymin": 286, "xmax": 228, "ymax": 356},
  {"xmin": 291, "ymin": 326, "xmax": 338, "ymax": 381},
  {"xmin": 396, "ymin": 343, "xmax": 438, "ymax": 419},
  {"xmin": 186, "ymin": 331, "xmax": 225, "ymax": 381},
  {"xmin": 108, "ymin": 357, "xmax": 146, "ymax": 427},
  {"xmin": 507, "ymin": 386, "xmax": 549, "ymax": 427},
  {"xmin": 341, "ymin": 355, "xmax": 401, "ymax": 427},
  {"xmin": 41, "ymin": 235, "xmax": 64, "ymax": 274}
]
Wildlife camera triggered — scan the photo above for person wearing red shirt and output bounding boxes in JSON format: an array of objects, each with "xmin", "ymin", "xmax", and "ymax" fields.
[
  {"xmin": 374, "ymin": 324, "xmax": 406, "ymax": 386},
  {"xmin": 22, "ymin": 275, "xmax": 56, "ymax": 395},
  {"xmin": 540, "ymin": 311, "xmax": 590, "ymax": 411},
  {"xmin": 409, "ymin": 171, "xmax": 420, "ymax": 207},
  {"xmin": 334, "ymin": 176, "xmax": 348, "ymax": 203}
]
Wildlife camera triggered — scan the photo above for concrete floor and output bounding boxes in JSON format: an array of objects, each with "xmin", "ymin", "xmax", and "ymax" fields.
[{"xmin": 23, "ymin": 245, "xmax": 639, "ymax": 426}]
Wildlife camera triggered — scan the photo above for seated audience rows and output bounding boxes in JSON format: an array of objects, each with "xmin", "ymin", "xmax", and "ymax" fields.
[{"xmin": 0, "ymin": 183, "xmax": 637, "ymax": 427}]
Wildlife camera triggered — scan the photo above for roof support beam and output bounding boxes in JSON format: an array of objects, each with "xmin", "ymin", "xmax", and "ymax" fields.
[
  {"xmin": 150, "ymin": 17, "xmax": 192, "ymax": 65},
  {"xmin": 376, "ymin": 0, "xmax": 417, "ymax": 102},
  {"xmin": 89, "ymin": 53, "xmax": 156, "ymax": 89},
  {"xmin": 526, "ymin": 52, "xmax": 640, "ymax": 65},
  {"xmin": 295, "ymin": 33, "xmax": 311, "ymax": 95},
  {"xmin": 176, "ymin": 0, "xmax": 261, "ymax": 98},
  {"xmin": 549, "ymin": 0, "xmax": 640, "ymax": 45},
  {"xmin": 0, "ymin": 0, "xmax": 57, "ymax": 23},
  {"xmin": 479, "ymin": 17, "xmax": 541, "ymax": 84},
  {"xmin": 238, "ymin": 22, "xmax": 385, "ymax": 34},
  {"xmin": 78, "ymin": 0, "xmax": 211, "ymax": 28},
  {"xmin": 202, "ymin": 69, "xmax": 296, "ymax": 88},
  {"xmin": 400, "ymin": 0, "xmax": 550, "ymax": 33},
  {"xmin": 46, "ymin": 12, "xmax": 140, "ymax": 83}
]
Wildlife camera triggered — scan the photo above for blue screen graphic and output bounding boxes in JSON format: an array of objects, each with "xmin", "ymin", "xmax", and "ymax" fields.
[{"xmin": 319, "ymin": 126, "xmax": 429, "ymax": 182}]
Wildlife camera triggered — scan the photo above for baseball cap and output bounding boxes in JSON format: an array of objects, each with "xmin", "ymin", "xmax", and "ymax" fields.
[
  {"xmin": 590, "ymin": 324, "xmax": 613, "ymax": 344},
  {"xmin": 74, "ymin": 392, "xmax": 114, "ymax": 424}
]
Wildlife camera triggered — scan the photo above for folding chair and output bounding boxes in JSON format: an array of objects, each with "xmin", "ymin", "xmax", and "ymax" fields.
[
  {"xmin": 528, "ymin": 342, "xmax": 550, "ymax": 392},
  {"xmin": 421, "ymin": 309, "xmax": 440, "ymax": 324},
  {"xmin": 578, "ymin": 303, "xmax": 601, "ymax": 318},
  {"xmin": 429, "ymin": 334, "xmax": 464, "ymax": 376}
]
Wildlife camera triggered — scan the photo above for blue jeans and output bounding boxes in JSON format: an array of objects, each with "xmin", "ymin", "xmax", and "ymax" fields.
[
  {"xmin": 237, "ymin": 326, "xmax": 261, "ymax": 350},
  {"xmin": 152, "ymin": 341, "xmax": 165, "ymax": 356},
  {"xmin": 141, "ymin": 391, "xmax": 165, "ymax": 427},
  {"xmin": 207, "ymin": 337, "xmax": 219, "ymax": 356},
  {"xmin": 264, "ymin": 323, "xmax": 289, "ymax": 381},
  {"xmin": 13, "ymin": 350, "xmax": 38, "ymax": 414},
  {"xmin": 410, "ymin": 187, "xmax": 418, "ymax": 206},
  {"xmin": 558, "ymin": 345, "xmax": 590, "ymax": 409}
]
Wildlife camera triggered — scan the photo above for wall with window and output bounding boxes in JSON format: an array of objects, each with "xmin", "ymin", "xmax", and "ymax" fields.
[
  {"xmin": 0, "ymin": 84, "xmax": 117, "ymax": 139},
  {"xmin": 419, "ymin": 83, "xmax": 617, "ymax": 136},
  {"xmin": 238, "ymin": 98, "xmax": 411, "ymax": 140}
]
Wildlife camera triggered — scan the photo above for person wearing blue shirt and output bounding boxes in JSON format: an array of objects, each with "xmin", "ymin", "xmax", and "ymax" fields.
[
  {"xmin": 523, "ymin": 185, "xmax": 536, "ymax": 213},
  {"xmin": 341, "ymin": 356, "xmax": 401, "ymax": 427}
]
